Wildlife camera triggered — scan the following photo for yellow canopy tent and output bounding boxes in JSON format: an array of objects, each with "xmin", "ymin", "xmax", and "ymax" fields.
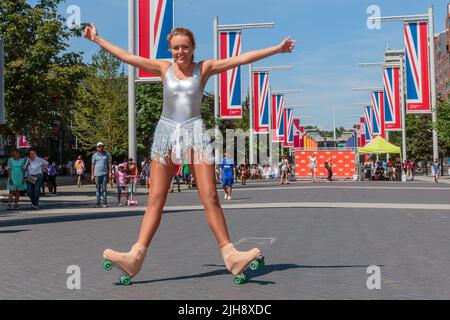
[{"xmin": 358, "ymin": 136, "xmax": 401, "ymax": 154}]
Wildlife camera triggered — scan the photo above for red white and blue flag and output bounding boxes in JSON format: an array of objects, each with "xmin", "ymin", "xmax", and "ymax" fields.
[
  {"xmin": 364, "ymin": 106, "xmax": 373, "ymax": 142},
  {"xmin": 404, "ymin": 21, "xmax": 431, "ymax": 113},
  {"xmin": 219, "ymin": 31, "xmax": 242, "ymax": 119},
  {"xmin": 293, "ymin": 118, "xmax": 301, "ymax": 148},
  {"xmin": 284, "ymin": 108, "xmax": 294, "ymax": 148},
  {"xmin": 360, "ymin": 117, "xmax": 366, "ymax": 147},
  {"xmin": 252, "ymin": 72, "xmax": 270, "ymax": 133},
  {"xmin": 138, "ymin": 0, "xmax": 174, "ymax": 81},
  {"xmin": 371, "ymin": 91, "xmax": 385, "ymax": 138},
  {"xmin": 271, "ymin": 94, "xmax": 285, "ymax": 142},
  {"xmin": 383, "ymin": 66, "xmax": 402, "ymax": 131},
  {"xmin": 17, "ymin": 135, "xmax": 31, "ymax": 149}
]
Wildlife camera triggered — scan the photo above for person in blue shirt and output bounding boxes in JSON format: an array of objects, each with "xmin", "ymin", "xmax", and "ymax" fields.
[
  {"xmin": 91, "ymin": 142, "xmax": 111, "ymax": 208},
  {"xmin": 220, "ymin": 151, "xmax": 236, "ymax": 200}
]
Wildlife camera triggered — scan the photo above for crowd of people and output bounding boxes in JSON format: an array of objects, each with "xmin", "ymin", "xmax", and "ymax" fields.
[
  {"xmin": 4, "ymin": 144, "xmax": 447, "ymax": 211},
  {"xmin": 361, "ymin": 158, "xmax": 415, "ymax": 181}
]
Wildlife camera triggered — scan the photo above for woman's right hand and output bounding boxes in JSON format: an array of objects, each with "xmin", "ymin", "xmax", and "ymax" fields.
[
  {"xmin": 83, "ymin": 23, "xmax": 97, "ymax": 41},
  {"xmin": 8, "ymin": 177, "xmax": 13, "ymax": 186}
]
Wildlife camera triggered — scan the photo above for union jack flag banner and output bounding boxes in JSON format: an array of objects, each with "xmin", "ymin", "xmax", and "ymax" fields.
[
  {"xmin": 364, "ymin": 106, "xmax": 373, "ymax": 142},
  {"xmin": 371, "ymin": 91, "xmax": 385, "ymax": 138},
  {"xmin": 284, "ymin": 108, "xmax": 294, "ymax": 148},
  {"xmin": 383, "ymin": 66, "xmax": 402, "ymax": 131},
  {"xmin": 138, "ymin": 0, "xmax": 174, "ymax": 81},
  {"xmin": 299, "ymin": 127, "xmax": 305, "ymax": 148},
  {"xmin": 404, "ymin": 21, "xmax": 431, "ymax": 113},
  {"xmin": 271, "ymin": 94, "xmax": 285, "ymax": 142},
  {"xmin": 17, "ymin": 135, "xmax": 31, "ymax": 149},
  {"xmin": 219, "ymin": 31, "xmax": 242, "ymax": 118},
  {"xmin": 293, "ymin": 119, "xmax": 301, "ymax": 148},
  {"xmin": 356, "ymin": 124, "xmax": 362, "ymax": 147},
  {"xmin": 252, "ymin": 72, "xmax": 270, "ymax": 133},
  {"xmin": 360, "ymin": 117, "xmax": 366, "ymax": 147}
]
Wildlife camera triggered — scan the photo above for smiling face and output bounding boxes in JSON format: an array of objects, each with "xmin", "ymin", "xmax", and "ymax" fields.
[{"xmin": 169, "ymin": 35, "xmax": 195, "ymax": 66}]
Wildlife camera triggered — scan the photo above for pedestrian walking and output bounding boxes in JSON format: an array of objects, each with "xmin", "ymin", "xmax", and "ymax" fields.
[
  {"xmin": 240, "ymin": 163, "xmax": 249, "ymax": 185},
  {"xmin": 128, "ymin": 157, "xmax": 139, "ymax": 193},
  {"xmin": 24, "ymin": 150, "xmax": 49, "ymax": 210},
  {"xmin": 433, "ymin": 158, "xmax": 441, "ymax": 183},
  {"xmin": 409, "ymin": 159, "xmax": 415, "ymax": 181},
  {"xmin": 325, "ymin": 158, "xmax": 333, "ymax": 182},
  {"xmin": 169, "ymin": 162, "xmax": 182, "ymax": 193},
  {"xmin": 6, "ymin": 149, "xmax": 27, "ymax": 210},
  {"xmin": 84, "ymin": 23, "xmax": 294, "ymax": 284},
  {"xmin": 220, "ymin": 151, "xmax": 236, "ymax": 200},
  {"xmin": 75, "ymin": 155, "xmax": 85, "ymax": 187},
  {"xmin": 309, "ymin": 152, "xmax": 318, "ymax": 183},
  {"xmin": 114, "ymin": 164, "xmax": 129, "ymax": 206},
  {"xmin": 41, "ymin": 156, "xmax": 49, "ymax": 196},
  {"xmin": 280, "ymin": 155, "xmax": 290, "ymax": 185},
  {"xmin": 91, "ymin": 142, "xmax": 111, "ymax": 208},
  {"xmin": 47, "ymin": 161, "xmax": 57, "ymax": 195},
  {"xmin": 182, "ymin": 161, "xmax": 192, "ymax": 189},
  {"xmin": 140, "ymin": 158, "xmax": 151, "ymax": 193}
]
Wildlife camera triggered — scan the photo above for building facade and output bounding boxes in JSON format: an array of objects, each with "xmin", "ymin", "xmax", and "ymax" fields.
[{"xmin": 434, "ymin": 3, "xmax": 450, "ymax": 101}]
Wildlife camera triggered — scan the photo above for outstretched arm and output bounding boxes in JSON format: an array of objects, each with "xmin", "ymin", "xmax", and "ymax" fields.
[
  {"xmin": 83, "ymin": 24, "xmax": 169, "ymax": 75},
  {"xmin": 202, "ymin": 36, "xmax": 296, "ymax": 79}
]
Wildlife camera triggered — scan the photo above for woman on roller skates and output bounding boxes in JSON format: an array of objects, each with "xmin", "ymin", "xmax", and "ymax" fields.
[{"xmin": 83, "ymin": 24, "xmax": 295, "ymax": 285}]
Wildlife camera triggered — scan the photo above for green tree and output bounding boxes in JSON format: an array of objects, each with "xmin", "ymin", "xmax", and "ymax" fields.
[
  {"xmin": 0, "ymin": 0, "xmax": 85, "ymax": 143},
  {"xmin": 435, "ymin": 100, "xmax": 450, "ymax": 157},
  {"xmin": 73, "ymin": 49, "xmax": 128, "ymax": 158},
  {"xmin": 390, "ymin": 114, "xmax": 433, "ymax": 160}
]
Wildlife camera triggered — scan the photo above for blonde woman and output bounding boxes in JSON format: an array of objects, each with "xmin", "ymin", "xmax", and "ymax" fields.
[{"xmin": 84, "ymin": 24, "xmax": 295, "ymax": 285}]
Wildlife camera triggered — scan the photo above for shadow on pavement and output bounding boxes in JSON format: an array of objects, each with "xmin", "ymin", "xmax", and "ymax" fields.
[
  {"xmin": 128, "ymin": 263, "xmax": 381, "ymax": 286},
  {"xmin": 0, "ymin": 229, "xmax": 30, "ymax": 234},
  {"xmin": 0, "ymin": 209, "xmax": 189, "ymax": 228}
]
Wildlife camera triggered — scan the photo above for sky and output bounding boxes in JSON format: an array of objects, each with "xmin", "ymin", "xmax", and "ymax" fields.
[{"xmin": 50, "ymin": 0, "xmax": 449, "ymax": 130}]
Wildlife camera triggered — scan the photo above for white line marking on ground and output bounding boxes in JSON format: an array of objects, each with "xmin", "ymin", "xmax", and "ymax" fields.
[
  {"xmin": 10, "ymin": 202, "xmax": 450, "ymax": 218},
  {"xmin": 235, "ymin": 237, "xmax": 276, "ymax": 246}
]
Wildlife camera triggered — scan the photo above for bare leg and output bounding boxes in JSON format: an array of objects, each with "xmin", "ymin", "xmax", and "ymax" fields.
[
  {"xmin": 102, "ymin": 158, "xmax": 175, "ymax": 278},
  {"xmin": 8, "ymin": 191, "xmax": 13, "ymax": 208},
  {"xmin": 190, "ymin": 161, "xmax": 263, "ymax": 276},
  {"xmin": 188, "ymin": 162, "xmax": 230, "ymax": 248},
  {"xmin": 137, "ymin": 159, "xmax": 175, "ymax": 247},
  {"xmin": 14, "ymin": 191, "xmax": 20, "ymax": 207}
]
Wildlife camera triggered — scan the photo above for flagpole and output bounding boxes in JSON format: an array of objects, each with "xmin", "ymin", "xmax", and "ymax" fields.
[
  {"xmin": 400, "ymin": 54, "xmax": 407, "ymax": 181},
  {"xmin": 128, "ymin": 0, "xmax": 136, "ymax": 161},
  {"xmin": 249, "ymin": 63, "xmax": 255, "ymax": 165},
  {"xmin": 429, "ymin": 5, "xmax": 438, "ymax": 161},
  {"xmin": 213, "ymin": 16, "xmax": 220, "ymax": 164}
]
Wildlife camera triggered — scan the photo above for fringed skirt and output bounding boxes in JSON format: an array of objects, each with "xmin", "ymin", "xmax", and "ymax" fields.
[{"xmin": 151, "ymin": 116, "xmax": 214, "ymax": 165}]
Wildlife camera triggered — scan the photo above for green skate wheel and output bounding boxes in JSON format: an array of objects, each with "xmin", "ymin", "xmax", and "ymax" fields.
[
  {"xmin": 120, "ymin": 274, "xmax": 132, "ymax": 285},
  {"xmin": 249, "ymin": 260, "xmax": 261, "ymax": 271},
  {"xmin": 102, "ymin": 259, "xmax": 113, "ymax": 271},
  {"xmin": 233, "ymin": 274, "xmax": 247, "ymax": 284}
]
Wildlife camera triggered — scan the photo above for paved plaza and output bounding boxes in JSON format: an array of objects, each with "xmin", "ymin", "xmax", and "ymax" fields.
[{"xmin": 1, "ymin": 179, "xmax": 450, "ymax": 299}]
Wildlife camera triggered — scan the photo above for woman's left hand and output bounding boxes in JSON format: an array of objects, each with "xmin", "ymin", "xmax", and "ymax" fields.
[{"xmin": 278, "ymin": 36, "xmax": 297, "ymax": 53}]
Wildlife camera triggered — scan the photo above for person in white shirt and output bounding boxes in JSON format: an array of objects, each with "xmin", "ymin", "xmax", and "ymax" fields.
[
  {"xmin": 25, "ymin": 150, "xmax": 49, "ymax": 209},
  {"xmin": 309, "ymin": 153, "xmax": 318, "ymax": 183}
]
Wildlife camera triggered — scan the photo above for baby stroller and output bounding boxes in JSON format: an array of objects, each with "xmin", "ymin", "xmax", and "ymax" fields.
[{"xmin": 127, "ymin": 175, "xmax": 138, "ymax": 206}]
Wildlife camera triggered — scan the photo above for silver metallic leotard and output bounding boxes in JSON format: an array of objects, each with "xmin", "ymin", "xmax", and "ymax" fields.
[
  {"xmin": 151, "ymin": 62, "xmax": 213, "ymax": 165},
  {"xmin": 161, "ymin": 62, "xmax": 203, "ymax": 122}
]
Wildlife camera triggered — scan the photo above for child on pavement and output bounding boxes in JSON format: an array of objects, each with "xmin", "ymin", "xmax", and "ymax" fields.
[{"xmin": 114, "ymin": 164, "xmax": 129, "ymax": 206}]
